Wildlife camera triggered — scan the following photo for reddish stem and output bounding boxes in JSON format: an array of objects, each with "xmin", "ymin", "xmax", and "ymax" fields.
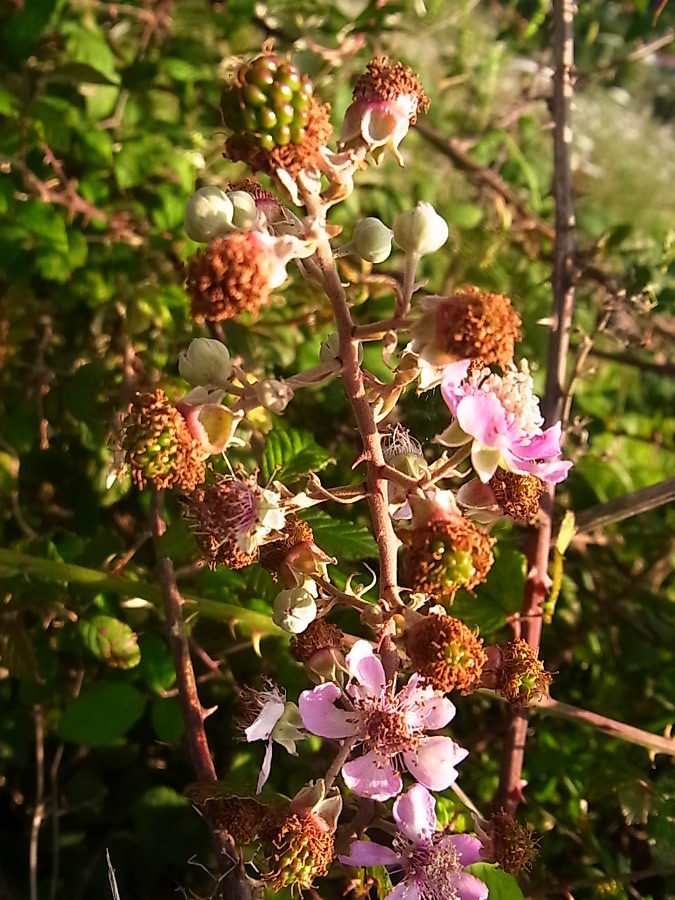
[{"xmin": 496, "ymin": 0, "xmax": 576, "ymax": 814}]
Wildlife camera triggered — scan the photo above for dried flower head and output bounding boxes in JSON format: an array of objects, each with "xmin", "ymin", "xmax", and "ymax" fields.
[
  {"xmin": 209, "ymin": 796, "xmax": 268, "ymax": 845},
  {"xmin": 185, "ymin": 232, "xmax": 276, "ymax": 322},
  {"xmin": 290, "ymin": 618, "xmax": 345, "ymax": 664},
  {"xmin": 259, "ymin": 516, "xmax": 315, "ymax": 577},
  {"xmin": 261, "ymin": 809, "xmax": 335, "ymax": 891},
  {"xmin": 412, "ymin": 287, "xmax": 522, "ymax": 369},
  {"xmin": 489, "ymin": 468, "xmax": 545, "ymax": 524},
  {"xmin": 401, "ymin": 514, "xmax": 495, "ymax": 605},
  {"xmin": 118, "ymin": 389, "xmax": 206, "ymax": 492},
  {"xmin": 478, "ymin": 810, "xmax": 539, "ymax": 875},
  {"xmin": 341, "ymin": 57, "xmax": 429, "ymax": 165},
  {"xmin": 184, "ymin": 474, "xmax": 285, "ymax": 570},
  {"xmin": 405, "ymin": 613, "xmax": 486, "ymax": 694},
  {"xmin": 493, "ymin": 639, "xmax": 553, "ymax": 706}
]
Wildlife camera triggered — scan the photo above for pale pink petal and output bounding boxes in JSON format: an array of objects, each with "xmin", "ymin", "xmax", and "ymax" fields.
[
  {"xmin": 299, "ymin": 684, "xmax": 357, "ymax": 739},
  {"xmin": 456, "ymin": 394, "xmax": 509, "ymax": 449},
  {"xmin": 448, "ymin": 872, "xmax": 489, "ymax": 900},
  {"xmin": 388, "ymin": 881, "xmax": 421, "ymax": 900},
  {"xmin": 405, "ymin": 692, "xmax": 456, "ymax": 731},
  {"xmin": 343, "ymin": 750, "xmax": 402, "ymax": 800},
  {"xmin": 339, "ymin": 840, "xmax": 401, "ymax": 867},
  {"xmin": 403, "ymin": 736, "xmax": 468, "ymax": 791},
  {"xmin": 457, "ymin": 479, "xmax": 498, "ymax": 510},
  {"xmin": 513, "ymin": 422, "xmax": 562, "ymax": 460},
  {"xmin": 393, "ymin": 784, "xmax": 437, "ymax": 842},
  {"xmin": 501, "ymin": 449, "xmax": 572, "ymax": 484},
  {"xmin": 443, "ymin": 834, "xmax": 484, "ymax": 866},
  {"xmin": 346, "ymin": 640, "xmax": 386, "ymax": 696},
  {"xmin": 441, "ymin": 359, "xmax": 472, "ymax": 406},
  {"xmin": 245, "ymin": 697, "xmax": 285, "ymax": 742},
  {"xmin": 256, "ymin": 739, "xmax": 274, "ymax": 794}
]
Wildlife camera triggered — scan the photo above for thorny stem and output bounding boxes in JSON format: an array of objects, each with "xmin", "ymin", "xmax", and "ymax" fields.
[
  {"xmin": 534, "ymin": 696, "xmax": 675, "ymax": 757},
  {"xmin": 311, "ymin": 228, "xmax": 402, "ymax": 610},
  {"xmin": 497, "ymin": 0, "xmax": 577, "ymax": 815},
  {"xmin": 150, "ymin": 490, "xmax": 216, "ymax": 781},
  {"xmin": 149, "ymin": 490, "xmax": 253, "ymax": 900}
]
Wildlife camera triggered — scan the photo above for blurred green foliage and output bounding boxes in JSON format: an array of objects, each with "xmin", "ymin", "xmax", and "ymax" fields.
[{"xmin": 0, "ymin": 1, "xmax": 674, "ymax": 899}]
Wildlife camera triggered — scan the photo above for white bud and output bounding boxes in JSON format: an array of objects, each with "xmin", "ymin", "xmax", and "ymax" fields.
[
  {"xmin": 227, "ymin": 190, "xmax": 258, "ymax": 230},
  {"xmin": 178, "ymin": 338, "xmax": 232, "ymax": 388},
  {"xmin": 320, "ymin": 332, "xmax": 363, "ymax": 365},
  {"xmin": 352, "ymin": 217, "xmax": 393, "ymax": 264},
  {"xmin": 273, "ymin": 587, "xmax": 317, "ymax": 634},
  {"xmin": 393, "ymin": 201, "xmax": 449, "ymax": 257},
  {"xmin": 184, "ymin": 186, "xmax": 234, "ymax": 242},
  {"xmin": 253, "ymin": 379, "xmax": 294, "ymax": 414}
]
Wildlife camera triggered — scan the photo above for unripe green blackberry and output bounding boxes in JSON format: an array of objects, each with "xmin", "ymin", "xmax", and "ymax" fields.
[
  {"xmin": 401, "ymin": 515, "xmax": 495, "ymax": 605},
  {"xmin": 222, "ymin": 54, "xmax": 313, "ymax": 151},
  {"xmin": 119, "ymin": 390, "xmax": 206, "ymax": 492},
  {"xmin": 261, "ymin": 811, "xmax": 334, "ymax": 891}
]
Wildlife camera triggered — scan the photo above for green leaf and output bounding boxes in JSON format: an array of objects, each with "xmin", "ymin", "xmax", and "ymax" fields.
[
  {"xmin": 151, "ymin": 696, "xmax": 184, "ymax": 744},
  {"xmin": 139, "ymin": 634, "xmax": 176, "ymax": 693},
  {"xmin": 79, "ymin": 615, "xmax": 141, "ymax": 669},
  {"xmin": 466, "ymin": 864, "xmax": 525, "ymax": 900},
  {"xmin": 300, "ymin": 510, "xmax": 378, "ymax": 561},
  {"xmin": 58, "ymin": 682, "xmax": 145, "ymax": 746},
  {"xmin": 452, "ymin": 545, "xmax": 526, "ymax": 636},
  {"xmin": 261, "ymin": 426, "xmax": 334, "ymax": 483}
]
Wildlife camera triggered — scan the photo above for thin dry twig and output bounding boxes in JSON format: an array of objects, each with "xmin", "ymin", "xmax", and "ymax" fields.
[
  {"xmin": 575, "ymin": 477, "xmax": 675, "ymax": 533},
  {"xmin": 29, "ymin": 706, "xmax": 45, "ymax": 900},
  {"xmin": 497, "ymin": 0, "xmax": 577, "ymax": 815}
]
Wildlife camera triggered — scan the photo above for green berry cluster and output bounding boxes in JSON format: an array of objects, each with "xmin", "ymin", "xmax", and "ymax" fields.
[{"xmin": 222, "ymin": 54, "xmax": 313, "ymax": 151}]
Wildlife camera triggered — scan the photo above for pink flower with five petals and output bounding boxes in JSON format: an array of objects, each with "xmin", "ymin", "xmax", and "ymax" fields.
[
  {"xmin": 299, "ymin": 641, "xmax": 467, "ymax": 801},
  {"xmin": 438, "ymin": 359, "xmax": 573, "ymax": 485},
  {"xmin": 340, "ymin": 783, "xmax": 488, "ymax": 900}
]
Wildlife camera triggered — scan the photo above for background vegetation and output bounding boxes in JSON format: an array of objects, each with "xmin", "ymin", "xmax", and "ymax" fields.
[{"xmin": 0, "ymin": 1, "xmax": 674, "ymax": 898}]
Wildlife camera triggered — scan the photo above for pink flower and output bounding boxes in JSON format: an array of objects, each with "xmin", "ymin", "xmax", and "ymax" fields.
[
  {"xmin": 438, "ymin": 359, "xmax": 573, "ymax": 485},
  {"xmin": 340, "ymin": 783, "xmax": 488, "ymax": 900},
  {"xmin": 299, "ymin": 641, "xmax": 467, "ymax": 800}
]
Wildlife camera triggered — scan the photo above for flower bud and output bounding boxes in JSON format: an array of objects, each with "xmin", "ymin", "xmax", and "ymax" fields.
[
  {"xmin": 184, "ymin": 186, "xmax": 234, "ymax": 243},
  {"xmin": 393, "ymin": 201, "xmax": 449, "ymax": 257},
  {"xmin": 273, "ymin": 587, "xmax": 318, "ymax": 634},
  {"xmin": 254, "ymin": 378, "xmax": 294, "ymax": 414},
  {"xmin": 178, "ymin": 401, "xmax": 241, "ymax": 455},
  {"xmin": 352, "ymin": 217, "xmax": 393, "ymax": 264},
  {"xmin": 178, "ymin": 338, "xmax": 232, "ymax": 389},
  {"xmin": 227, "ymin": 190, "xmax": 258, "ymax": 230},
  {"xmin": 320, "ymin": 332, "xmax": 363, "ymax": 365}
]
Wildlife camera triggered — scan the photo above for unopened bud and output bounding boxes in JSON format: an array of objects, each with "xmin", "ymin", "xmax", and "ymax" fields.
[
  {"xmin": 254, "ymin": 378, "xmax": 294, "ymax": 414},
  {"xmin": 352, "ymin": 217, "xmax": 393, "ymax": 264},
  {"xmin": 178, "ymin": 338, "xmax": 232, "ymax": 388},
  {"xmin": 227, "ymin": 190, "xmax": 258, "ymax": 230},
  {"xmin": 184, "ymin": 186, "xmax": 234, "ymax": 243},
  {"xmin": 393, "ymin": 201, "xmax": 448, "ymax": 257},
  {"xmin": 320, "ymin": 332, "xmax": 363, "ymax": 365},
  {"xmin": 273, "ymin": 587, "xmax": 318, "ymax": 634}
]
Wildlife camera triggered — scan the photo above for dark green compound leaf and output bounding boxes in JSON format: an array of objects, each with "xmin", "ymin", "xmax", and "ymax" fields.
[
  {"xmin": 79, "ymin": 614, "xmax": 141, "ymax": 670},
  {"xmin": 466, "ymin": 864, "xmax": 525, "ymax": 900},
  {"xmin": 58, "ymin": 682, "xmax": 145, "ymax": 746},
  {"xmin": 300, "ymin": 509, "xmax": 378, "ymax": 561},
  {"xmin": 261, "ymin": 426, "xmax": 334, "ymax": 483}
]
